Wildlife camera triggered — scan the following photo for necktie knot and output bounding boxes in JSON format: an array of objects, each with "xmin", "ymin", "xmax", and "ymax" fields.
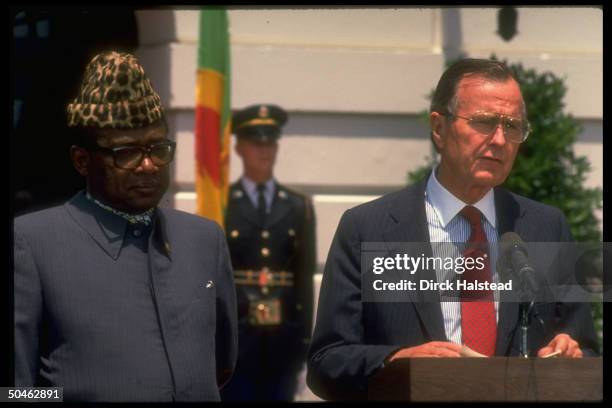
[
  {"xmin": 460, "ymin": 205, "xmax": 482, "ymax": 228},
  {"xmin": 256, "ymin": 183, "xmax": 266, "ymax": 194},
  {"xmin": 460, "ymin": 205, "xmax": 488, "ymax": 245}
]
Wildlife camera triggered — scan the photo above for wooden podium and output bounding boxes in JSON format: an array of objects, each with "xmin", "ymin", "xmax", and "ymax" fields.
[{"xmin": 368, "ymin": 357, "xmax": 602, "ymax": 401}]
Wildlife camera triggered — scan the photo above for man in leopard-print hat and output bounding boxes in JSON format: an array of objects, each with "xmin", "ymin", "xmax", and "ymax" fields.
[{"xmin": 14, "ymin": 51, "xmax": 238, "ymax": 402}]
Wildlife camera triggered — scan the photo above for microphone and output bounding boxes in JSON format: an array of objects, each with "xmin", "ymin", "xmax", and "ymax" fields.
[{"xmin": 499, "ymin": 232, "xmax": 539, "ymax": 299}]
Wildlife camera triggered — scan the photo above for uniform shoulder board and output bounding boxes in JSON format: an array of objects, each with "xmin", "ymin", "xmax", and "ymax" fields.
[
  {"xmin": 284, "ymin": 185, "xmax": 313, "ymax": 220},
  {"xmin": 277, "ymin": 183, "xmax": 305, "ymax": 200}
]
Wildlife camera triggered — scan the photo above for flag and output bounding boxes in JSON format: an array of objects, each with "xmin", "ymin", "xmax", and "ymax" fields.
[{"xmin": 195, "ymin": 8, "xmax": 231, "ymax": 228}]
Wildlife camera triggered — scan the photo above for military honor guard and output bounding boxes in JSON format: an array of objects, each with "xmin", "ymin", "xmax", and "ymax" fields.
[{"xmin": 220, "ymin": 104, "xmax": 316, "ymax": 401}]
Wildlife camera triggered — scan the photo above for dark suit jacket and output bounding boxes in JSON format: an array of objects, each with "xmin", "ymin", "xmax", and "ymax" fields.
[
  {"xmin": 14, "ymin": 191, "xmax": 238, "ymax": 401},
  {"xmin": 307, "ymin": 178, "xmax": 598, "ymax": 400}
]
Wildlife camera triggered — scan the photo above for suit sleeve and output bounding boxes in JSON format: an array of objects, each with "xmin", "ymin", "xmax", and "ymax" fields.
[
  {"xmin": 306, "ymin": 209, "xmax": 400, "ymax": 401},
  {"xmin": 214, "ymin": 224, "xmax": 238, "ymax": 388},
  {"xmin": 14, "ymin": 226, "xmax": 42, "ymax": 386},
  {"xmin": 551, "ymin": 209, "xmax": 599, "ymax": 356}
]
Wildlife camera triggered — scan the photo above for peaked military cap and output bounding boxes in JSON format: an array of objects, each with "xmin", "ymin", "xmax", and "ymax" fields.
[
  {"xmin": 232, "ymin": 104, "xmax": 287, "ymax": 142},
  {"xmin": 67, "ymin": 51, "xmax": 164, "ymax": 129}
]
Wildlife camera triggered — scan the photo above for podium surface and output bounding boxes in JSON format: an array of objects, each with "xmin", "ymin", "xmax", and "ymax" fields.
[{"xmin": 368, "ymin": 357, "xmax": 602, "ymax": 401}]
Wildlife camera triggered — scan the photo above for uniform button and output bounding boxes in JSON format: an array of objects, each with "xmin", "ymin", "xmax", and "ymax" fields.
[
  {"xmin": 261, "ymin": 247, "xmax": 270, "ymax": 257},
  {"xmin": 230, "ymin": 229, "xmax": 239, "ymax": 238},
  {"xmin": 288, "ymin": 228, "xmax": 296, "ymax": 237},
  {"xmin": 261, "ymin": 230, "xmax": 270, "ymax": 239},
  {"xmin": 133, "ymin": 229, "xmax": 142, "ymax": 237}
]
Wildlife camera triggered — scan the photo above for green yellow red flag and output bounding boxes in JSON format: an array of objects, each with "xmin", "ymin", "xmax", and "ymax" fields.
[{"xmin": 195, "ymin": 8, "xmax": 231, "ymax": 228}]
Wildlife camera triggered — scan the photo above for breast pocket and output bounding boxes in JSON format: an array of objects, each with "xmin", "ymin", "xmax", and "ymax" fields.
[{"xmin": 188, "ymin": 280, "xmax": 216, "ymax": 329}]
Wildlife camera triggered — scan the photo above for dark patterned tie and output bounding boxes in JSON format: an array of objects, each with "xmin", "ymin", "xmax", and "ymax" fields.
[
  {"xmin": 459, "ymin": 205, "xmax": 497, "ymax": 356},
  {"xmin": 257, "ymin": 183, "xmax": 267, "ymax": 225}
]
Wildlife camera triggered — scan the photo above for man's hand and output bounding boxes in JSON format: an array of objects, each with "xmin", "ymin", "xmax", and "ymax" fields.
[
  {"xmin": 537, "ymin": 333, "xmax": 583, "ymax": 358},
  {"xmin": 388, "ymin": 341, "xmax": 462, "ymax": 361}
]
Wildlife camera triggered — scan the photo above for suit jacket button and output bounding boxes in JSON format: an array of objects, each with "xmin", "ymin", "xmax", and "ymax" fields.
[
  {"xmin": 230, "ymin": 229, "xmax": 239, "ymax": 238},
  {"xmin": 288, "ymin": 228, "xmax": 295, "ymax": 237},
  {"xmin": 261, "ymin": 230, "xmax": 270, "ymax": 239},
  {"xmin": 261, "ymin": 247, "xmax": 270, "ymax": 257}
]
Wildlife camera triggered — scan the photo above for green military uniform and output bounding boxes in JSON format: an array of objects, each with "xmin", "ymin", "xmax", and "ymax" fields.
[{"xmin": 220, "ymin": 104, "xmax": 316, "ymax": 401}]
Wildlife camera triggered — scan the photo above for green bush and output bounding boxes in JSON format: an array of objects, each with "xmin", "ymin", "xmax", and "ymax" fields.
[{"xmin": 408, "ymin": 56, "xmax": 603, "ymax": 351}]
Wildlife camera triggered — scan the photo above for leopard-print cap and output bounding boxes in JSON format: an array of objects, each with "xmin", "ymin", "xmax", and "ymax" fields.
[{"xmin": 67, "ymin": 51, "xmax": 164, "ymax": 129}]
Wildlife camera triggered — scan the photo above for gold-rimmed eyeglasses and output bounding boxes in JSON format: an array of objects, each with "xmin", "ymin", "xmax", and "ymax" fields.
[{"xmin": 444, "ymin": 111, "xmax": 531, "ymax": 144}]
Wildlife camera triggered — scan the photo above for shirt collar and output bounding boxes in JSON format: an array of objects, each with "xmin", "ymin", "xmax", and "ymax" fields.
[
  {"xmin": 66, "ymin": 191, "xmax": 171, "ymax": 261},
  {"xmin": 425, "ymin": 166, "xmax": 496, "ymax": 229},
  {"xmin": 85, "ymin": 191, "xmax": 155, "ymax": 226},
  {"xmin": 240, "ymin": 176, "xmax": 275, "ymax": 196}
]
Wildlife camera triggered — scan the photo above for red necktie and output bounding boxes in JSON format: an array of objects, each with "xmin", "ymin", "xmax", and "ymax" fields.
[{"xmin": 459, "ymin": 205, "xmax": 497, "ymax": 356}]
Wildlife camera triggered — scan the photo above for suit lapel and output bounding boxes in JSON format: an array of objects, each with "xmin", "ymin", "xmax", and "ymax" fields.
[
  {"xmin": 379, "ymin": 182, "xmax": 529, "ymax": 352},
  {"xmin": 382, "ymin": 179, "xmax": 447, "ymax": 342},
  {"xmin": 266, "ymin": 184, "xmax": 292, "ymax": 228},
  {"xmin": 229, "ymin": 183, "xmax": 262, "ymax": 227},
  {"xmin": 494, "ymin": 187, "xmax": 525, "ymax": 355}
]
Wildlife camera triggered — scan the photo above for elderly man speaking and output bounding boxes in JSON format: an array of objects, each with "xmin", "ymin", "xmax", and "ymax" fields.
[
  {"xmin": 14, "ymin": 51, "xmax": 237, "ymax": 402},
  {"xmin": 307, "ymin": 58, "xmax": 598, "ymax": 400}
]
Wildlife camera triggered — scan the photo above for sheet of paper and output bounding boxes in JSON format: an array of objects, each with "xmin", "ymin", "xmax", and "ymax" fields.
[{"xmin": 542, "ymin": 350, "xmax": 562, "ymax": 358}]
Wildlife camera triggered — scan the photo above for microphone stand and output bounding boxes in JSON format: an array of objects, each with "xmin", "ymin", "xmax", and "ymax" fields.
[
  {"xmin": 499, "ymin": 240, "xmax": 542, "ymax": 358},
  {"xmin": 519, "ymin": 300, "xmax": 534, "ymax": 358},
  {"xmin": 502, "ymin": 263, "xmax": 533, "ymax": 358}
]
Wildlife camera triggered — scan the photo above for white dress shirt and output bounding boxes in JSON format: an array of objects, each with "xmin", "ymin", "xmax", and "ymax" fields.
[
  {"xmin": 424, "ymin": 167, "xmax": 500, "ymax": 344},
  {"xmin": 240, "ymin": 176, "xmax": 275, "ymax": 214}
]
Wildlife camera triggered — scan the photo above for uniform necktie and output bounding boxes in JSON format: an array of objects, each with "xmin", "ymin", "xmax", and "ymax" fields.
[
  {"xmin": 459, "ymin": 205, "xmax": 497, "ymax": 356},
  {"xmin": 257, "ymin": 183, "xmax": 267, "ymax": 225}
]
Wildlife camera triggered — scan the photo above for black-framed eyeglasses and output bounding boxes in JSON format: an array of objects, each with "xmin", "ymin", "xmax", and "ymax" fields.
[
  {"xmin": 444, "ymin": 111, "xmax": 531, "ymax": 144},
  {"xmin": 89, "ymin": 140, "xmax": 176, "ymax": 170}
]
